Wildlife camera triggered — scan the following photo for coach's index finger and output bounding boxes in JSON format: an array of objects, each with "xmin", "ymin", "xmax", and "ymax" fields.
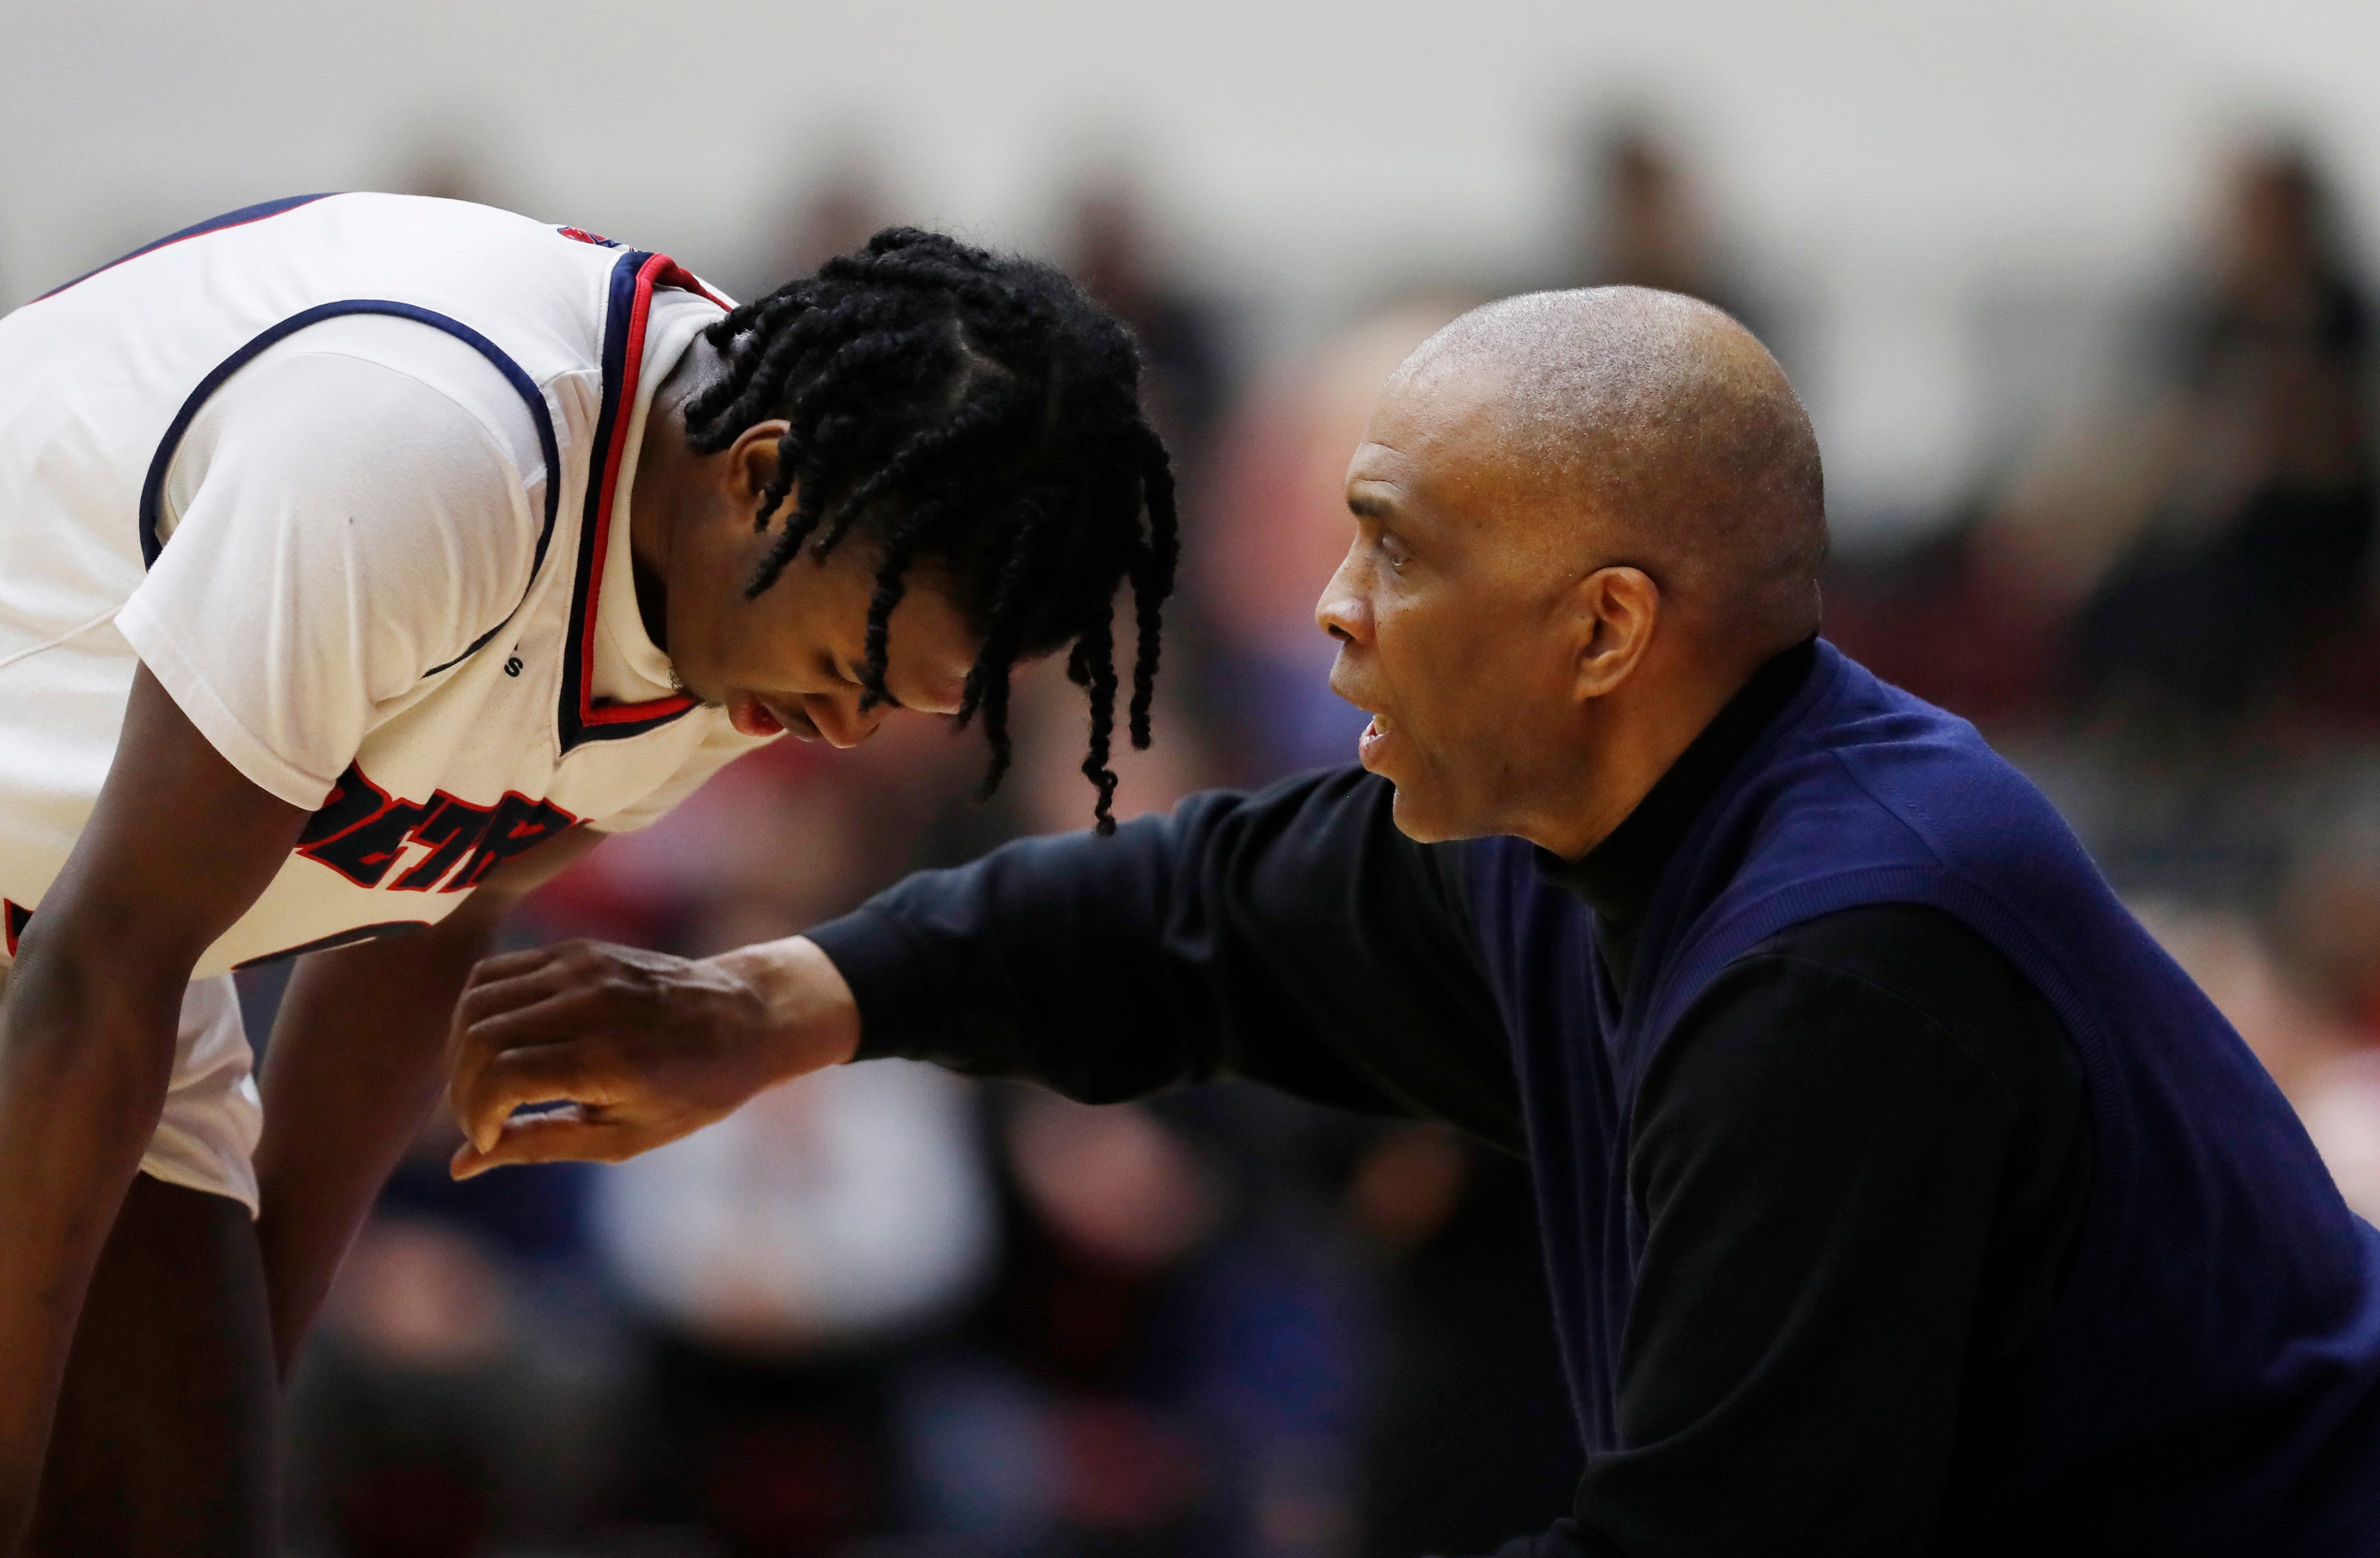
[
  {"xmin": 450, "ymin": 939, "xmax": 617, "ymax": 1030},
  {"xmin": 450, "ymin": 1107, "xmax": 632, "ymax": 1178},
  {"xmin": 453, "ymin": 1036, "xmax": 625, "ymax": 1154},
  {"xmin": 445, "ymin": 978, "xmax": 620, "ymax": 1137},
  {"xmin": 460, "ymin": 942, "xmax": 571, "ymax": 990}
]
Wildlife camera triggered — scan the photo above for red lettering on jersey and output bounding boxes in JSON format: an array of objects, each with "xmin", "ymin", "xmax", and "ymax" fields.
[{"xmin": 297, "ymin": 763, "xmax": 579, "ymax": 892}]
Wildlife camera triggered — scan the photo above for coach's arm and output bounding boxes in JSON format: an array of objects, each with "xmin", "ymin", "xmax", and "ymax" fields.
[{"xmin": 447, "ymin": 765, "xmax": 1522, "ymax": 1174}]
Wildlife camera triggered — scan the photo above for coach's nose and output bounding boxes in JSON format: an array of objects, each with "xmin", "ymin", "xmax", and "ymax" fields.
[{"xmin": 1316, "ymin": 540, "xmax": 1376, "ymax": 647}]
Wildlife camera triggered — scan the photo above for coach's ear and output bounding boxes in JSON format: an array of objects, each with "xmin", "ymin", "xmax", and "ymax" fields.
[{"xmin": 1570, "ymin": 564, "xmax": 1662, "ymax": 704}]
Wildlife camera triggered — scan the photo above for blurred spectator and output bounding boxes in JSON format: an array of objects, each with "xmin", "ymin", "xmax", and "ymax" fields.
[
  {"xmin": 2068, "ymin": 144, "xmax": 2375, "ymax": 730},
  {"xmin": 2132, "ymin": 897, "xmax": 2360, "ymax": 1104},
  {"xmin": 2271, "ymin": 837, "xmax": 2380, "ymax": 1219},
  {"xmin": 905, "ymin": 1091, "xmax": 1370, "ymax": 1558},
  {"xmin": 2278, "ymin": 848, "xmax": 2380, "ymax": 1045},
  {"xmin": 2135, "ymin": 887, "xmax": 2380, "ymax": 1224},
  {"xmin": 593, "ymin": 1059, "xmax": 997, "ymax": 1555},
  {"xmin": 1005, "ymin": 656, "xmax": 1217, "ymax": 837},
  {"xmin": 2299, "ymin": 1055, "xmax": 2380, "ymax": 1223},
  {"xmin": 524, "ymin": 742, "xmax": 882, "ymax": 951},
  {"xmin": 1816, "ymin": 502, "xmax": 2074, "ymax": 731},
  {"xmin": 287, "ymin": 1215, "xmax": 632, "ymax": 1557},
  {"xmin": 1196, "ymin": 298, "xmax": 1473, "ymax": 780},
  {"xmin": 736, "ymin": 157, "xmax": 900, "ymax": 301},
  {"xmin": 1976, "ymin": 143, "xmax": 2378, "ymax": 737},
  {"xmin": 596, "ymin": 1063, "xmax": 996, "ymax": 1353},
  {"xmin": 1838, "ymin": 141, "xmax": 2379, "ymax": 740},
  {"xmin": 1560, "ymin": 121, "xmax": 1756, "ymax": 329},
  {"xmin": 385, "ymin": 123, "xmax": 504, "ymax": 209},
  {"xmin": 284, "ymin": 977, "xmax": 629, "ymax": 1556},
  {"xmin": 1065, "ymin": 177, "xmax": 1230, "ymax": 474},
  {"xmin": 397, "ymin": 154, "xmax": 491, "ymax": 208},
  {"xmin": 1345, "ymin": 1128, "xmax": 1578, "ymax": 1557},
  {"xmin": 544, "ymin": 745, "xmax": 998, "ymax": 1556}
]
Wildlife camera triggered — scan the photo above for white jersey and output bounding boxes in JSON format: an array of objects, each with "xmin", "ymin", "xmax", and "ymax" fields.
[{"xmin": 0, "ymin": 193, "xmax": 775, "ymax": 977}]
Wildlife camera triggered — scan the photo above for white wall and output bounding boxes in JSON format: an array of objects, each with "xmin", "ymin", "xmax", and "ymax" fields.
[{"xmin": 4, "ymin": 0, "xmax": 2376, "ymax": 526}]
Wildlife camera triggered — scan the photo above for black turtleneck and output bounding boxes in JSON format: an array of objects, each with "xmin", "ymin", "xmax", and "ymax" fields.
[
  {"xmin": 1537, "ymin": 635, "xmax": 1820, "ymax": 991},
  {"xmin": 811, "ymin": 641, "xmax": 2092, "ymax": 1558}
]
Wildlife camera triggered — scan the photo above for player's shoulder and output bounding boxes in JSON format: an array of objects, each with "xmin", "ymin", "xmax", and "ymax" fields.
[
  {"xmin": 238, "ymin": 312, "xmax": 552, "ymax": 485},
  {"xmin": 274, "ymin": 190, "xmax": 616, "ymax": 269},
  {"xmin": 163, "ymin": 341, "xmax": 547, "ymax": 619}
]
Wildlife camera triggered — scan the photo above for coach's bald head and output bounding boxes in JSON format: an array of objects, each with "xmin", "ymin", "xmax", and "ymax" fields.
[
  {"xmin": 1415, "ymin": 288, "xmax": 1825, "ymax": 652},
  {"xmin": 1318, "ymin": 286, "xmax": 1826, "ymax": 855}
]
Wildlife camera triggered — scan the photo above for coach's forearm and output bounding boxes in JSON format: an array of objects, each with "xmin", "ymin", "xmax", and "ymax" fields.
[
  {"xmin": 0, "ymin": 937, "xmax": 185, "ymax": 1552},
  {"xmin": 252, "ymin": 914, "xmax": 502, "ymax": 1377},
  {"xmin": 803, "ymin": 769, "xmax": 1512, "ymax": 1132}
]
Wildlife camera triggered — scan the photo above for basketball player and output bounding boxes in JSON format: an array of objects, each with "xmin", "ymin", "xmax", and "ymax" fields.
[{"xmin": 0, "ymin": 193, "xmax": 1176, "ymax": 1555}]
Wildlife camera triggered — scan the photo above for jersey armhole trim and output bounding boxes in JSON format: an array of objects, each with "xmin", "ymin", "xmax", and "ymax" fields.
[{"xmin": 136, "ymin": 299, "xmax": 564, "ymax": 679}]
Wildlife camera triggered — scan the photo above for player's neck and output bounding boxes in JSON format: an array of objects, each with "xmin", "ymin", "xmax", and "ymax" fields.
[{"xmin": 626, "ymin": 340, "xmax": 720, "ymax": 653}]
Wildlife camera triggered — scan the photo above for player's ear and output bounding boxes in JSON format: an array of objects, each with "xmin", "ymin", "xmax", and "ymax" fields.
[{"xmin": 724, "ymin": 419, "xmax": 791, "ymax": 504}]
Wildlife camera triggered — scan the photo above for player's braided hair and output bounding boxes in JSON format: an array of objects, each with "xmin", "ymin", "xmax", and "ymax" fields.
[{"xmin": 684, "ymin": 227, "xmax": 1178, "ymax": 832}]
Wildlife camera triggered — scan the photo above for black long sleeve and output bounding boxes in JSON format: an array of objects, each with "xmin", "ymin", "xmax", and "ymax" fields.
[
  {"xmin": 1576, "ymin": 904, "xmax": 2089, "ymax": 1556},
  {"xmin": 808, "ymin": 763, "xmax": 1523, "ymax": 1151},
  {"xmin": 808, "ymin": 742, "xmax": 2089, "ymax": 1555}
]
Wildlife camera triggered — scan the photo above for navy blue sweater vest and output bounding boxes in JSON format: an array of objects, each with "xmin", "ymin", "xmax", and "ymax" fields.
[{"xmin": 1465, "ymin": 641, "xmax": 2380, "ymax": 1549}]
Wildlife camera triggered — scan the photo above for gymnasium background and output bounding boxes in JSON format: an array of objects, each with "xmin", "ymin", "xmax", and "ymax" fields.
[{"xmin": 8, "ymin": 2, "xmax": 2380, "ymax": 1553}]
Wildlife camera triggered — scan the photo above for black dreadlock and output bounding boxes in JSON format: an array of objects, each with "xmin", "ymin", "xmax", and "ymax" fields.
[{"xmin": 684, "ymin": 228, "xmax": 1178, "ymax": 833}]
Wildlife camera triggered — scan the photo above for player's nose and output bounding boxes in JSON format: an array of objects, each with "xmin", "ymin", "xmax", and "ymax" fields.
[{"xmin": 806, "ymin": 690, "xmax": 891, "ymax": 749}]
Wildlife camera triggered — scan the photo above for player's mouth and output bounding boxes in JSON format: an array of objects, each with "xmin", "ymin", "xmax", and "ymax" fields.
[
  {"xmin": 1358, "ymin": 711, "xmax": 1396, "ymax": 770},
  {"xmin": 728, "ymin": 695, "xmax": 821, "ymax": 741},
  {"xmin": 727, "ymin": 695, "xmax": 782, "ymax": 737}
]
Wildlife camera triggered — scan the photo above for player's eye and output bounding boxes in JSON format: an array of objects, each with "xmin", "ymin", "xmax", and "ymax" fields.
[{"xmin": 836, "ymin": 657, "xmax": 902, "ymax": 708}]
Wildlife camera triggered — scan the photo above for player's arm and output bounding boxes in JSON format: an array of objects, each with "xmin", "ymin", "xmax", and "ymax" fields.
[
  {"xmin": 0, "ymin": 667, "xmax": 306, "ymax": 1548},
  {"xmin": 448, "ymin": 766, "xmax": 1522, "ymax": 1175},
  {"xmin": 249, "ymin": 822, "xmax": 601, "ymax": 1376}
]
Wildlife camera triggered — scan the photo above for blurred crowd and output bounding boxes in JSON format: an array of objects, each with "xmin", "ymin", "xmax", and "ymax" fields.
[{"xmin": 210, "ymin": 118, "xmax": 2380, "ymax": 1558}]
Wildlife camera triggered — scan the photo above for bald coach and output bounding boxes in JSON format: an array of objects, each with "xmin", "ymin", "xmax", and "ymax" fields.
[{"xmin": 444, "ymin": 289, "xmax": 2380, "ymax": 1554}]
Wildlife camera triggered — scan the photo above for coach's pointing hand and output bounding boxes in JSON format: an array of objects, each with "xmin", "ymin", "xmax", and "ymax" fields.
[{"xmin": 444, "ymin": 936, "xmax": 862, "ymax": 1177}]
